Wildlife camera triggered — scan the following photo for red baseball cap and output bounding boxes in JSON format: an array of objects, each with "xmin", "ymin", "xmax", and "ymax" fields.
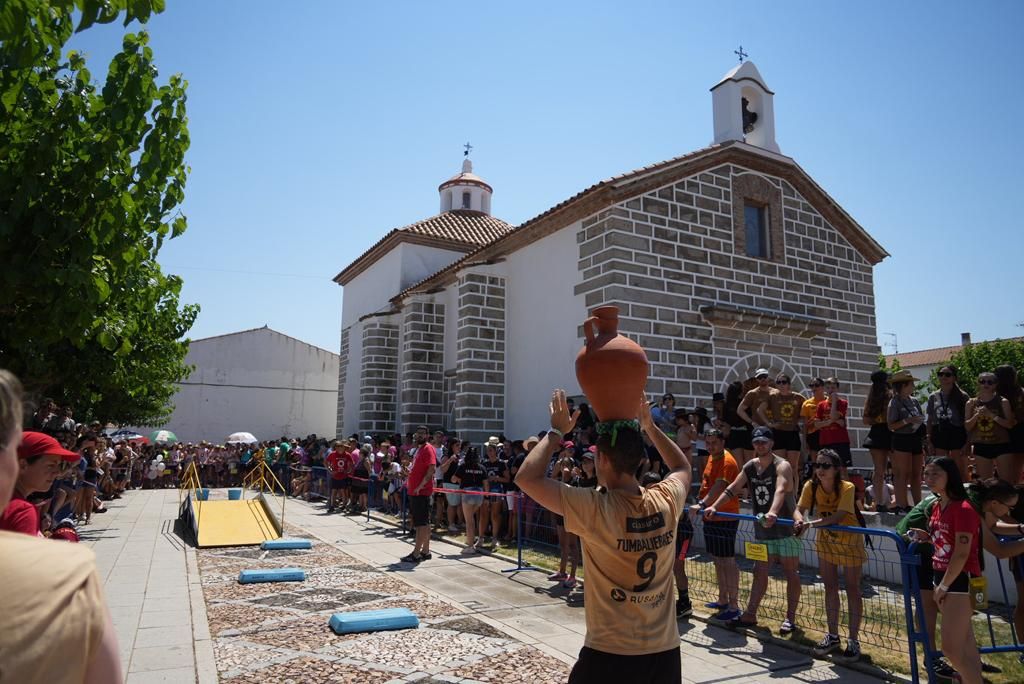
[
  {"xmin": 561, "ymin": 441, "xmax": 575, "ymax": 451},
  {"xmin": 18, "ymin": 431, "xmax": 80, "ymax": 462}
]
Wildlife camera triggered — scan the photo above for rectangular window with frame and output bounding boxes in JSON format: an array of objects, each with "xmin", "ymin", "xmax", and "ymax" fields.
[{"xmin": 744, "ymin": 203, "xmax": 769, "ymax": 258}]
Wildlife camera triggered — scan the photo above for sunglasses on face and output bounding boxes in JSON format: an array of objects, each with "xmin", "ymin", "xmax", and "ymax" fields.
[
  {"xmin": 813, "ymin": 462, "xmax": 834, "ymax": 470},
  {"xmin": 979, "ymin": 379, "xmax": 996, "ymax": 386},
  {"xmin": 775, "ymin": 380, "xmax": 789, "ymax": 385},
  {"xmin": 938, "ymin": 372, "xmax": 954, "ymax": 378}
]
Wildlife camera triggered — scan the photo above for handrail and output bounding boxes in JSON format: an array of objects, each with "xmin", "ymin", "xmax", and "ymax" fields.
[
  {"xmin": 177, "ymin": 460, "xmax": 203, "ymax": 528},
  {"xmin": 240, "ymin": 460, "xmax": 286, "ymax": 532}
]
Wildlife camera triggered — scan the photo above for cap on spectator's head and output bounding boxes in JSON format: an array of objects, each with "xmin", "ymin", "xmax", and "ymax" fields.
[
  {"xmin": 18, "ymin": 431, "xmax": 79, "ymax": 462},
  {"xmin": 561, "ymin": 440, "xmax": 575, "ymax": 451},
  {"xmin": 713, "ymin": 392, "xmax": 725, "ymax": 402},
  {"xmin": 584, "ymin": 446, "xmax": 597, "ymax": 459},
  {"xmin": 485, "ymin": 436, "xmax": 500, "ymax": 447},
  {"xmin": 754, "ymin": 368, "xmax": 770, "ymax": 379},
  {"xmin": 524, "ymin": 436, "xmax": 539, "ymax": 449},
  {"xmin": 751, "ymin": 426, "xmax": 774, "ymax": 443},
  {"xmin": 363, "ymin": 434, "xmax": 373, "ymax": 442}
]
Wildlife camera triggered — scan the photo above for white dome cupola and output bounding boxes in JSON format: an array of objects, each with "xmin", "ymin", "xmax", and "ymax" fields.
[
  {"xmin": 438, "ymin": 150, "xmax": 493, "ymax": 215},
  {"xmin": 711, "ymin": 59, "xmax": 780, "ymax": 153}
]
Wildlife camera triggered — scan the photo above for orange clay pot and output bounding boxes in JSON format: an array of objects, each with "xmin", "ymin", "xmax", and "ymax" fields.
[{"xmin": 575, "ymin": 306, "xmax": 649, "ymax": 422}]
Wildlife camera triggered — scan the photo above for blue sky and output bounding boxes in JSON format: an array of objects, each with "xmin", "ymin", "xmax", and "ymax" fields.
[{"xmin": 68, "ymin": 1, "xmax": 1024, "ymax": 356}]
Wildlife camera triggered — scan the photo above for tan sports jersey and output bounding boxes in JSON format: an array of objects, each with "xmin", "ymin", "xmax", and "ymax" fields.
[
  {"xmin": 560, "ymin": 477, "xmax": 684, "ymax": 655},
  {"xmin": 767, "ymin": 392, "xmax": 805, "ymax": 431},
  {"xmin": 0, "ymin": 531, "xmax": 107, "ymax": 683},
  {"xmin": 969, "ymin": 396, "xmax": 1009, "ymax": 444}
]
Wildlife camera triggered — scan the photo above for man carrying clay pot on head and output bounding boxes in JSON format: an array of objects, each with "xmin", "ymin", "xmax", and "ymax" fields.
[{"xmin": 516, "ymin": 390, "xmax": 691, "ymax": 684}]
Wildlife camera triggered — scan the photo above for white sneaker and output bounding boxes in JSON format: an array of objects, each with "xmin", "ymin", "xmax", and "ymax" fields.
[{"xmin": 460, "ymin": 545, "xmax": 477, "ymax": 555}]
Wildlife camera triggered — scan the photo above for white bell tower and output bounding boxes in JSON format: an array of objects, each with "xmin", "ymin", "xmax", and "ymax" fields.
[
  {"xmin": 711, "ymin": 60, "xmax": 780, "ymax": 153},
  {"xmin": 438, "ymin": 145, "xmax": 494, "ymax": 215}
]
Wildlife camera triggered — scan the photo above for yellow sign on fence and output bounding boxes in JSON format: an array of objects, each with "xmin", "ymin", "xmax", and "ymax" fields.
[
  {"xmin": 970, "ymin": 576, "xmax": 988, "ymax": 611},
  {"xmin": 745, "ymin": 542, "xmax": 768, "ymax": 562}
]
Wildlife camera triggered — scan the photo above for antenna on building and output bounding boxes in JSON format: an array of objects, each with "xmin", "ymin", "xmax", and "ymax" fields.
[{"xmin": 883, "ymin": 332, "xmax": 898, "ymax": 355}]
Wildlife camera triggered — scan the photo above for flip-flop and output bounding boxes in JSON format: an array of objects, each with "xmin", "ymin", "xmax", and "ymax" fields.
[{"xmin": 704, "ymin": 601, "xmax": 727, "ymax": 610}]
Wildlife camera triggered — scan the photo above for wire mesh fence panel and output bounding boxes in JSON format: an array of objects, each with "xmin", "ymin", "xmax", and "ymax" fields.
[
  {"xmin": 683, "ymin": 512, "xmax": 918, "ymax": 669},
  {"xmin": 975, "ymin": 548, "xmax": 1024, "ymax": 658}
]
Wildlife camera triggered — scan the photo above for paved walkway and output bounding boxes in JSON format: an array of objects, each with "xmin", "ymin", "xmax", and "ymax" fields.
[
  {"xmin": 80, "ymin": 488, "xmax": 214, "ymax": 683},
  {"xmin": 84, "ymin": 489, "xmax": 895, "ymax": 683}
]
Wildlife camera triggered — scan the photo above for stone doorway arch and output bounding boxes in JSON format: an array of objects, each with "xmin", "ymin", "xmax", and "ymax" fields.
[{"xmin": 720, "ymin": 354, "xmax": 809, "ymax": 396}]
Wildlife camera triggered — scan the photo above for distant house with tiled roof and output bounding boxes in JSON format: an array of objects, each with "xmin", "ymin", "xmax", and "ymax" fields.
[
  {"xmin": 886, "ymin": 333, "xmax": 1024, "ymax": 384},
  {"xmin": 334, "ymin": 61, "xmax": 890, "ymax": 452}
]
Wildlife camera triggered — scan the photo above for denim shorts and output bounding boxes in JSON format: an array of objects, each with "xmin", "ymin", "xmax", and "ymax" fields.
[
  {"xmin": 462, "ymin": 486, "xmax": 483, "ymax": 507},
  {"xmin": 442, "ymin": 482, "xmax": 461, "ymax": 506}
]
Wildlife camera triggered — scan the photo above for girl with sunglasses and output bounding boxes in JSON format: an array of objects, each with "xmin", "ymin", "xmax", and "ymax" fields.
[
  {"xmin": 793, "ymin": 449, "xmax": 867, "ymax": 662},
  {"xmin": 965, "ymin": 372, "xmax": 1014, "ymax": 480},
  {"xmin": 926, "ymin": 366, "xmax": 970, "ymax": 480}
]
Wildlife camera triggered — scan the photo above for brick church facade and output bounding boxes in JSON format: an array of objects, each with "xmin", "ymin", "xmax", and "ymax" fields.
[{"xmin": 333, "ymin": 62, "xmax": 888, "ymax": 458}]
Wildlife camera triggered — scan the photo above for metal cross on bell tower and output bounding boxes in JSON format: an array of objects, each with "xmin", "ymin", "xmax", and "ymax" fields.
[
  {"xmin": 734, "ymin": 45, "xmax": 748, "ymax": 63},
  {"xmin": 463, "ymin": 142, "xmax": 473, "ymax": 157}
]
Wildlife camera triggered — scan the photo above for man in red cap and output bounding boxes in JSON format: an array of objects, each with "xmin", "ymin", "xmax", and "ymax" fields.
[{"xmin": 0, "ymin": 431, "xmax": 80, "ymax": 535}]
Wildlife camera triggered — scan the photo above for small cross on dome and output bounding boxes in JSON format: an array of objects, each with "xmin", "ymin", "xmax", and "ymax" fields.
[
  {"xmin": 463, "ymin": 142, "xmax": 473, "ymax": 157},
  {"xmin": 734, "ymin": 45, "xmax": 748, "ymax": 63}
]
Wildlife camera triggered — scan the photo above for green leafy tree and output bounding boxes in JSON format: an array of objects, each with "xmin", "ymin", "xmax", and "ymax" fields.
[
  {"xmin": 930, "ymin": 339, "xmax": 1024, "ymax": 397},
  {"xmin": 0, "ymin": 0, "xmax": 197, "ymax": 425}
]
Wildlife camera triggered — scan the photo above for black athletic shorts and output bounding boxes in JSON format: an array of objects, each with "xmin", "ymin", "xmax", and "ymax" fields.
[
  {"xmin": 726, "ymin": 426, "xmax": 751, "ymax": 451},
  {"xmin": 892, "ymin": 431, "xmax": 923, "ymax": 455},
  {"xmin": 932, "ymin": 568, "xmax": 971, "ymax": 593},
  {"xmin": 569, "ymin": 645, "xmax": 681, "ymax": 684},
  {"xmin": 1010, "ymin": 424, "xmax": 1024, "ymax": 453},
  {"xmin": 409, "ymin": 495, "xmax": 430, "ymax": 527},
  {"xmin": 973, "ymin": 443, "xmax": 1011, "ymax": 459},
  {"xmin": 863, "ymin": 423, "xmax": 892, "ymax": 451},
  {"xmin": 806, "ymin": 432, "xmax": 820, "ymax": 452},
  {"xmin": 703, "ymin": 519, "xmax": 739, "ymax": 558},
  {"xmin": 330, "ymin": 477, "xmax": 347, "ymax": 490},
  {"xmin": 931, "ymin": 424, "xmax": 967, "ymax": 452},
  {"xmin": 820, "ymin": 442, "xmax": 853, "ymax": 467},
  {"xmin": 773, "ymin": 429, "xmax": 801, "ymax": 452}
]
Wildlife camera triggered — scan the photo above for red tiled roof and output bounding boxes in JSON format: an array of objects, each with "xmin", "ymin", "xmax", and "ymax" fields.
[
  {"xmin": 333, "ymin": 210, "xmax": 513, "ymax": 286},
  {"xmin": 392, "ymin": 140, "xmax": 889, "ymax": 302},
  {"xmin": 887, "ymin": 336, "xmax": 1024, "ymax": 369}
]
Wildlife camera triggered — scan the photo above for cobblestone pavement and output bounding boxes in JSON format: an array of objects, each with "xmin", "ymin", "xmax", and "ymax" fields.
[{"xmin": 198, "ymin": 524, "xmax": 571, "ymax": 683}]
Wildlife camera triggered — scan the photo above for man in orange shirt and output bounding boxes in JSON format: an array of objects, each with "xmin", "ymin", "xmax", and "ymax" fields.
[{"xmin": 690, "ymin": 429, "xmax": 741, "ymax": 620}]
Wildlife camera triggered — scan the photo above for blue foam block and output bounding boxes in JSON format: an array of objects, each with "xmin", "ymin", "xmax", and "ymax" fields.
[
  {"xmin": 329, "ymin": 607, "xmax": 419, "ymax": 635},
  {"xmin": 261, "ymin": 538, "xmax": 312, "ymax": 550},
  {"xmin": 228, "ymin": 488, "xmax": 242, "ymax": 500},
  {"xmin": 238, "ymin": 568, "xmax": 306, "ymax": 584}
]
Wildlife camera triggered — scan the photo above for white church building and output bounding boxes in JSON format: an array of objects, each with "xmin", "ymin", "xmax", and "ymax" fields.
[{"xmin": 333, "ymin": 62, "xmax": 889, "ymax": 452}]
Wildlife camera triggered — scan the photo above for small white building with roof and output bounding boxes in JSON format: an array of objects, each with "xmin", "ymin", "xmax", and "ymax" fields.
[{"xmin": 158, "ymin": 326, "xmax": 339, "ymax": 444}]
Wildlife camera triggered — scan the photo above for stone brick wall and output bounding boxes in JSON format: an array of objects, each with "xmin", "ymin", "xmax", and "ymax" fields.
[
  {"xmin": 357, "ymin": 319, "xmax": 399, "ymax": 435},
  {"xmin": 335, "ymin": 326, "xmax": 350, "ymax": 438},
  {"xmin": 576, "ymin": 163, "xmax": 879, "ymax": 458},
  {"xmin": 398, "ymin": 298, "xmax": 447, "ymax": 432},
  {"xmin": 453, "ymin": 272, "xmax": 506, "ymax": 445}
]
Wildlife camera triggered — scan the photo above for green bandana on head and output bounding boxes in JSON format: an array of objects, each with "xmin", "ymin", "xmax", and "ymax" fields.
[{"xmin": 595, "ymin": 419, "xmax": 640, "ymax": 446}]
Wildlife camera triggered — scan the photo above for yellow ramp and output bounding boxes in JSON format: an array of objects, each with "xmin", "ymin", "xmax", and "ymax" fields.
[{"xmin": 195, "ymin": 499, "xmax": 279, "ymax": 547}]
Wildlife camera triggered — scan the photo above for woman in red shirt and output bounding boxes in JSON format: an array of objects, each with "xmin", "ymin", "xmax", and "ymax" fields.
[{"xmin": 909, "ymin": 457, "xmax": 983, "ymax": 684}]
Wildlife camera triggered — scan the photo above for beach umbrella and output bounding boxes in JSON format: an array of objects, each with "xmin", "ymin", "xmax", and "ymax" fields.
[
  {"xmin": 150, "ymin": 429, "xmax": 178, "ymax": 445},
  {"xmin": 226, "ymin": 431, "xmax": 258, "ymax": 444},
  {"xmin": 109, "ymin": 429, "xmax": 145, "ymax": 443}
]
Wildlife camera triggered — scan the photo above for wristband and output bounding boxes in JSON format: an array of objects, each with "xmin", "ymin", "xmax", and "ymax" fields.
[
  {"xmin": 698, "ymin": 500, "xmax": 706, "ymax": 509},
  {"xmin": 549, "ymin": 427, "xmax": 564, "ymax": 439},
  {"xmin": 937, "ymin": 583, "xmax": 949, "ymax": 593}
]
